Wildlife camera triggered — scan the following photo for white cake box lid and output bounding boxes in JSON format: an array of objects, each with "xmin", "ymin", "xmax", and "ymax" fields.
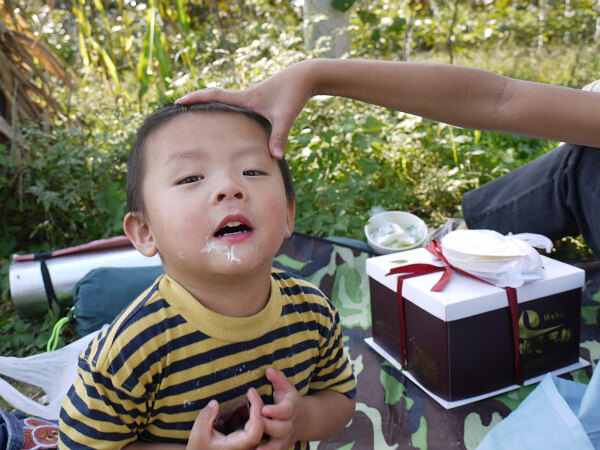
[{"xmin": 366, "ymin": 247, "xmax": 585, "ymax": 322}]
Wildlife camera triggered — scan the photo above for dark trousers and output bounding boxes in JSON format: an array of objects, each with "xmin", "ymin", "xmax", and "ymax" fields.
[{"xmin": 462, "ymin": 144, "xmax": 600, "ymax": 257}]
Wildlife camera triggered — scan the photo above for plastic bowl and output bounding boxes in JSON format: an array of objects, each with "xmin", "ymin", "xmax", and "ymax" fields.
[{"xmin": 365, "ymin": 211, "xmax": 427, "ymax": 254}]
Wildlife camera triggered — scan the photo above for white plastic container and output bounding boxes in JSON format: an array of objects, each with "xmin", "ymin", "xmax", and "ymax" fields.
[{"xmin": 365, "ymin": 211, "xmax": 427, "ymax": 254}]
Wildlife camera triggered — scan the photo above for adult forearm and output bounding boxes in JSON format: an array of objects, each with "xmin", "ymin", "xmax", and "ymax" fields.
[
  {"xmin": 306, "ymin": 58, "xmax": 600, "ymax": 147},
  {"xmin": 309, "ymin": 58, "xmax": 500, "ymax": 118}
]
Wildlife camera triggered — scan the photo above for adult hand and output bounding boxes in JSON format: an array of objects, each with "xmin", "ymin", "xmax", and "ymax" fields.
[
  {"xmin": 185, "ymin": 388, "xmax": 265, "ymax": 450},
  {"xmin": 176, "ymin": 61, "xmax": 315, "ymax": 159}
]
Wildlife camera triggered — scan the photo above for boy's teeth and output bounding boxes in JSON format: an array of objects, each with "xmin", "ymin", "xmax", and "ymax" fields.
[{"xmin": 214, "ymin": 221, "xmax": 251, "ymax": 237}]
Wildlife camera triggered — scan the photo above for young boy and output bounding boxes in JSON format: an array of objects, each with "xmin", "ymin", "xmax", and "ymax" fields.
[{"xmin": 58, "ymin": 102, "xmax": 356, "ymax": 449}]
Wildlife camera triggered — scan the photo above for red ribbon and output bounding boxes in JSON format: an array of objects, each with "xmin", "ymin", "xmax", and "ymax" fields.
[{"xmin": 385, "ymin": 241, "xmax": 524, "ymax": 385}]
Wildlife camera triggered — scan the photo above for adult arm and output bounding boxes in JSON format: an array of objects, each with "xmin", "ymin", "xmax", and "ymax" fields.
[{"xmin": 177, "ymin": 58, "xmax": 600, "ymax": 156}]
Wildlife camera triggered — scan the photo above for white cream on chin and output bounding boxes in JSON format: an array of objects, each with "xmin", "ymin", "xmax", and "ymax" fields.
[{"xmin": 201, "ymin": 240, "xmax": 241, "ymax": 264}]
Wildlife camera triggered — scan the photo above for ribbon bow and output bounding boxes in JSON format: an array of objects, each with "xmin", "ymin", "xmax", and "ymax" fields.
[{"xmin": 385, "ymin": 240, "xmax": 524, "ymax": 385}]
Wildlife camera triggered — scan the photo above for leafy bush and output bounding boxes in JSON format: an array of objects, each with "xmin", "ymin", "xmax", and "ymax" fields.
[
  {"xmin": 286, "ymin": 95, "xmax": 554, "ymax": 239},
  {"xmin": 0, "ymin": 100, "xmax": 139, "ymax": 256},
  {"xmin": 0, "ymin": 314, "xmax": 60, "ymax": 357}
]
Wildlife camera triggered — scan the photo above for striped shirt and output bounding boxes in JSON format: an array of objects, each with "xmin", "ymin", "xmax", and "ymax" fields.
[{"xmin": 59, "ymin": 269, "xmax": 356, "ymax": 449}]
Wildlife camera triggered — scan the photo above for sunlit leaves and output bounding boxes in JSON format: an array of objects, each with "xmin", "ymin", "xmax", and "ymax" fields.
[{"xmin": 332, "ymin": 0, "xmax": 357, "ymax": 13}]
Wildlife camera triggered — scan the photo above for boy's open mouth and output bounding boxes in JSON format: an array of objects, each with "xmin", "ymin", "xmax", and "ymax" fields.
[{"xmin": 214, "ymin": 221, "xmax": 253, "ymax": 237}]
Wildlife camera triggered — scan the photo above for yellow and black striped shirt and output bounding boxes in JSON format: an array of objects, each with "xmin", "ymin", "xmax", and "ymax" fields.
[{"xmin": 59, "ymin": 269, "xmax": 356, "ymax": 449}]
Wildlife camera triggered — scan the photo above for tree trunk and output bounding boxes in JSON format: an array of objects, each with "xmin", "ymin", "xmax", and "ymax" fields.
[
  {"xmin": 595, "ymin": 0, "xmax": 600, "ymax": 43},
  {"xmin": 303, "ymin": 0, "xmax": 352, "ymax": 58},
  {"xmin": 537, "ymin": 0, "xmax": 547, "ymax": 48},
  {"xmin": 403, "ymin": 0, "xmax": 416, "ymax": 61},
  {"xmin": 447, "ymin": 0, "xmax": 461, "ymax": 64}
]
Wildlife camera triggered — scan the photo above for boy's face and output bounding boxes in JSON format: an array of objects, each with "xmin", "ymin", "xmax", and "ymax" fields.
[{"xmin": 124, "ymin": 111, "xmax": 295, "ymax": 285}]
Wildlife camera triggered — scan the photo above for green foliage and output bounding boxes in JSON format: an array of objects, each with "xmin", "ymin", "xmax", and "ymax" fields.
[
  {"xmin": 351, "ymin": 0, "xmax": 598, "ymax": 73},
  {"xmin": 0, "ymin": 91, "xmax": 137, "ymax": 254},
  {"xmin": 0, "ymin": 311, "xmax": 75, "ymax": 357},
  {"xmin": 0, "ymin": 1, "xmax": 598, "ymax": 357},
  {"xmin": 286, "ymin": 94, "xmax": 553, "ymax": 239},
  {"xmin": 332, "ymin": 0, "xmax": 357, "ymax": 12}
]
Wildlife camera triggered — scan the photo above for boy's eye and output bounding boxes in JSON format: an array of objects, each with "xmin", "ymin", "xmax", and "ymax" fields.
[
  {"xmin": 179, "ymin": 175, "xmax": 202, "ymax": 184},
  {"xmin": 243, "ymin": 170, "xmax": 265, "ymax": 177}
]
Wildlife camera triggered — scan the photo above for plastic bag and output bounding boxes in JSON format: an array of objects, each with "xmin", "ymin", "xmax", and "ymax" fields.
[
  {"xmin": 477, "ymin": 365, "xmax": 600, "ymax": 449},
  {"xmin": 440, "ymin": 229, "xmax": 554, "ymax": 288},
  {"xmin": 0, "ymin": 329, "xmax": 101, "ymax": 421}
]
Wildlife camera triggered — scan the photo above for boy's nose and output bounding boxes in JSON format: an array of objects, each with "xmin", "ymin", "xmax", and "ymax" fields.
[
  {"xmin": 216, "ymin": 191, "xmax": 243, "ymax": 201},
  {"xmin": 214, "ymin": 180, "xmax": 245, "ymax": 202}
]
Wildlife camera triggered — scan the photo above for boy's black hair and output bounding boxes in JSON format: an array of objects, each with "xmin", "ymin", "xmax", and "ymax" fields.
[{"xmin": 127, "ymin": 102, "xmax": 295, "ymax": 214}]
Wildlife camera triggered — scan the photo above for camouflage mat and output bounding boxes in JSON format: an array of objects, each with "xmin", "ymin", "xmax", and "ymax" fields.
[
  {"xmin": 1, "ymin": 232, "xmax": 598, "ymax": 449},
  {"xmin": 275, "ymin": 233, "xmax": 600, "ymax": 450}
]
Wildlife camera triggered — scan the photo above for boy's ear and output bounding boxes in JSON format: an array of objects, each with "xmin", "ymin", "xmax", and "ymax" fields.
[
  {"xmin": 123, "ymin": 212, "xmax": 158, "ymax": 257},
  {"xmin": 284, "ymin": 199, "xmax": 295, "ymax": 239}
]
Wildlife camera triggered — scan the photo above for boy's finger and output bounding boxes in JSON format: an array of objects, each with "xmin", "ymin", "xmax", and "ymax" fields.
[
  {"xmin": 261, "ymin": 414, "xmax": 291, "ymax": 438},
  {"xmin": 198, "ymin": 399, "xmax": 220, "ymax": 426},
  {"xmin": 247, "ymin": 386, "xmax": 265, "ymax": 411},
  {"xmin": 261, "ymin": 398, "xmax": 294, "ymax": 421},
  {"xmin": 265, "ymin": 367, "xmax": 294, "ymax": 392},
  {"xmin": 237, "ymin": 388, "xmax": 264, "ymax": 444},
  {"xmin": 187, "ymin": 400, "xmax": 220, "ymax": 447}
]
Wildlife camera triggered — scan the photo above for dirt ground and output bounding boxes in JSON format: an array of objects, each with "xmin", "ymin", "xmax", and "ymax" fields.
[{"xmin": 0, "ymin": 377, "xmax": 47, "ymax": 414}]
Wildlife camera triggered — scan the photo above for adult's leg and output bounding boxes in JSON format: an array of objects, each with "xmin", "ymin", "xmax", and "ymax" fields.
[{"xmin": 462, "ymin": 144, "xmax": 600, "ymax": 256}]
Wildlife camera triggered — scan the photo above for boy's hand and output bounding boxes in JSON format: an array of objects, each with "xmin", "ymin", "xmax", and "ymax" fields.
[
  {"xmin": 257, "ymin": 367, "xmax": 306, "ymax": 450},
  {"xmin": 186, "ymin": 388, "xmax": 264, "ymax": 450}
]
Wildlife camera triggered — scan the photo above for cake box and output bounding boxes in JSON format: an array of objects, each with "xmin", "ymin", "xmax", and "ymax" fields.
[{"xmin": 365, "ymin": 247, "xmax": 588, "ymax": 408}]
